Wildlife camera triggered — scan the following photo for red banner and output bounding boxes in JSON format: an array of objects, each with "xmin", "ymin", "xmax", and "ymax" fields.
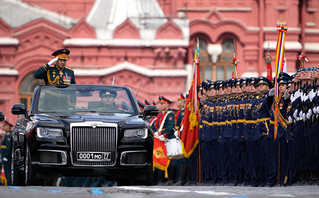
[
  {"xmin": 0, "ymin": 165, "xmax": 7, "ymax": 186},
  {"xmin": 153, "ymin": 136, "xmax": 170, "ymax": 178},
  {"xmin": 181, "ymin": 50, "xmax": 201, "ymax": 158}
]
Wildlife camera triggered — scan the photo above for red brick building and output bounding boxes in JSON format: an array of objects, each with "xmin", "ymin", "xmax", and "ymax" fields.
[{"xmin": 0, "ymin": 0, "xmax": 318, "ymax": 123}]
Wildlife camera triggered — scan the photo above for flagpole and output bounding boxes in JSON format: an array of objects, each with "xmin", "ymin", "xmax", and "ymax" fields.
[
  {"xmin": 267, "ymin": 42, "xmax": 273, "ymax": 81},
  {"xmin": 231, "ymin": 40, "xmax": 239, "ymax": 78},
  {"xmin": 274, "ymin": 18, "xmax": 288, "ymax": 187}
]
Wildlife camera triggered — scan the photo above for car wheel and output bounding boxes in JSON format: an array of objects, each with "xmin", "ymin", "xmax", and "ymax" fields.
[
  {"xmin": 145, "ymin": 168, "xmax": 154, "ymax": 186},
  {"xmin": 142, "ymin": 166, "xmax": 154, "ymax": 186},
  {"xmin": 133, "ymin": 166, "xmax": 154, "ymax": 186},
  {"xmin": 24, "ymin": 145, "xmax": 36, "ymax": 186},
  {"xmin": 116, "ymin": 178, "xmax": 133, "ymax": 186},
  {"xmin": 10, "ymin": 142, "xmax": 24, "ymax": 186}
]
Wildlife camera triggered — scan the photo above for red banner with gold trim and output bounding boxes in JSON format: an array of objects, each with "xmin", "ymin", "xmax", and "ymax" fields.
[{"xmin": 153, "ymin": 136, "xmax": 170, "ymax": 178}]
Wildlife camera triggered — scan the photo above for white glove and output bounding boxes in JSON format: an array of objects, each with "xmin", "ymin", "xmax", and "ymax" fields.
[
  {"xmin": 293, "ymin": 109, "xmax": 298, "ymax": 119},
  {"xmin": 174, "ymin": 130, "xmax": 179, "ymax": 138},
  {"xmin": 268, "ymin": 88, "xmax": 275, "ymax": 96},
  {"xmin": 306, "ymin": 109, "xmax": 312, "ymax": 119},
  {"xmin": 154, "ymin": 132, "xmax": 159, "ymax": 136},
  {"xmin": 159, "ymin": 135, "xmax": 166, "ymax": 141},
  {"xmin": 47, "ymin": 57, "xmax": 58, "ymax": 65},
  {"xmin": 284, "ymin": 90, "xmax": 290, "ymax": 100},
  {"xmin": 288, "ymin": 116, "xmax": 293, "ymax": 123},
  {"xmin": 3, "ymin": 157, "xmax": 7, "ymax": 162},
  {"xmin": 301, "ymin": 112, "xmax": 306, "ymax": 121}
]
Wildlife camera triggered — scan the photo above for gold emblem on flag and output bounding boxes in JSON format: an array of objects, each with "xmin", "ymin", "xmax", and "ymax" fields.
[{"xmin": 153, "ymin": 147, "xmax": 167, "ymax": 159}]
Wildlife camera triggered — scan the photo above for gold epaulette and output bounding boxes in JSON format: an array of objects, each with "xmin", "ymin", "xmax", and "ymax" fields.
[{"xmin": 64, "ymin": 67, "xmax": 74, "ymax": 71}]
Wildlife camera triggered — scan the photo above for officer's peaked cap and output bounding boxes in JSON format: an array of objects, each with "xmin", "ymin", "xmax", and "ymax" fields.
[
  {"xmin": 52, "ymin": 48, "xmax": 70, "ymax": 60},
  {"xmin": 100, "ymin": 90, "xmax": 117, "ymax": 98}
]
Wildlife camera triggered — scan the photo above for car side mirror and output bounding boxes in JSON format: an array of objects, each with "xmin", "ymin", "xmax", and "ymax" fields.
[
  {"xmin": 143, "ymin": 105, "xmax": 158, "ymax": 119},
  {"xmin": 11, "ymin": 103, "xmax": 27, "ymax": 115},
  {"xmin": 0, "ymin": 111, "xmax": 5, "ymax": 121}
]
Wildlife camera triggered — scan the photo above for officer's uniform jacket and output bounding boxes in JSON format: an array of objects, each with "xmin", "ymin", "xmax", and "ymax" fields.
[
  {"xmin": 175, "ymin": 107, "xmax": 185, "ymax": 131},
  {"xmin": 252, "ymin": 92, "xmax": 272, "ymax": 140},
  {"xmin": 220, "ymin": 96, "xmax": 230, "ymax": 141},
  {"xmin": 244, "ymin": 93, "xmax": 258, "ymax": 140},
  {"xmin": 270, "ymin": 93, "xmax": 290, "ymax": 139},
  {"xmin": 209, "ymin": 97, "xmax": 218, "ymax": 141},
  {"xmin": 158, "ymin": 110, "xmax": 175, "ymax": 139},
  {"xmin": 237, "ymin": 94, "xmax": 249, "ymax": 142},
  {"xmin": 199, "ymin": 99, "xmax": 209, "ymax": 142},
  {"xmin": 1, "ymin": 131, "xmax": 11, "ymax": 163},
  {"xmin": 150, "ymin": 112, "xmax": 162, "ymax": 132},
  {"xmin": 34, "ymin": 63, "xmax": 76, "ymax": 85}
]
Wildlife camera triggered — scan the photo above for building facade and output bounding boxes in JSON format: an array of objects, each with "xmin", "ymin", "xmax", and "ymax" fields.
[{"xmin": 0, "ymin": 0, "xmax": 318, "ymax": 123}]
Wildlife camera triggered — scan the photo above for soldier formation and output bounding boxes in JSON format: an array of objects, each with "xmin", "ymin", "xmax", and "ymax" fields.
[{"xmin": 198, "ymin": 68, "xmax": 319, "ymax": 186}]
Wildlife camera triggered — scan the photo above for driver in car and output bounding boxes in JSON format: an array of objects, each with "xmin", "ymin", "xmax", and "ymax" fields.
[{"xmin": 99, "ymin": 90, "xmax": 121, "ymax": 112}]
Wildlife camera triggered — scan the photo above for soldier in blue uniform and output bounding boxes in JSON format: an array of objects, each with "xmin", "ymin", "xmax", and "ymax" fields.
[
  {"xmin": 34, "ymin": 48, "xmax": 76, "ymax": 85},
  {"xmin": 236, "ymin": 78, "xmax": 250, "ymax": 185},
  {"xmin": 198, "ymin": 80, "xmax": 213, "ymax": 183},
  {"xmin": 270, "ymin": 72, "xmax": 291, "ymax": 185},
  {"xmin": 244, "ymin": 77, "xmax": 260, "ymax": 186},
  {"xmin": 253, "ymin": 76, "xmax": 275, "ymax": 186},
  {"xmin": 215, "ymin": 80, "xmax": 228, "ymax": 184},
  {"xmin": 285, "ymin": 75, "xmax": 298, "ymax": 185},
  {"xmin": 1, "ymin": 120, "xmax": 13, "ymax": 185}
]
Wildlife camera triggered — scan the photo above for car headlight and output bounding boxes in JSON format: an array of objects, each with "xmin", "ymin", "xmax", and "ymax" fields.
[
  {"xmin": 124, "ymin": 128, "xmax": 147, "ymax": 139},
  {"xmin": 36, "ymin": 127, "xmax": 63, "ymax": 138}
]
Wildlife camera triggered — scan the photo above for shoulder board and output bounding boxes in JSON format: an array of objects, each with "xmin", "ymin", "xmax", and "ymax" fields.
[{"xmin": 64, "ymin": 67, "xmax": 74, "ymax": 71}]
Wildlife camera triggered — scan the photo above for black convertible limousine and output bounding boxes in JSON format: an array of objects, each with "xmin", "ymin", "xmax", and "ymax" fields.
[{"xmin": 10, "ymin": 84, "xmax": 158, "ymax": 186}]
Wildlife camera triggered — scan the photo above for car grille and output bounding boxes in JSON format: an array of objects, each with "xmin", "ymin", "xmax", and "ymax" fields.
[{"xmin": 70, "ymin": 125, "xmax": 117, "ymax": 166}]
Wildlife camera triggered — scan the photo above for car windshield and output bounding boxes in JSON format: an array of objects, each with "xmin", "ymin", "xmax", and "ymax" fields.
[{"xmin": 36, "ymin": 85, "xmax": 136, "ymax": 116}]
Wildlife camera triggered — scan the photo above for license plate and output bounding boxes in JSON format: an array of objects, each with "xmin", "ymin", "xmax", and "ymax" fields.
[{"xmin": 77, "ymin": 152, "xmax": 111, "ymax": 161}]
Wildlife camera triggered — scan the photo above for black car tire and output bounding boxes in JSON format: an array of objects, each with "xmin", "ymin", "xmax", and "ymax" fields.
[
  {"xmin": 142, "ymin": 166, "xmax": 154, "ymax": 186},
  {"xmin": 24, "ymin": 145, "xmax": 36, "ymax": 186},
  {"xmin": 145, "ymin": 168, "xmax": 154, "ymax": 186},
  {"xmin": 10, "ymin": 141, "xmax": 24, "ymax": 186},
  {"xmin": 132, "ymin": 166, "xmax": 154, "ymax": 186}
]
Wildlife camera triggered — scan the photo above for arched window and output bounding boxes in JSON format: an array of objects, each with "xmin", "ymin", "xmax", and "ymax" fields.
[
  {"xmin": 195, "ymin": 38, "xmax": 235, "ymax": 81},
  {"xmin": 19, "ymin": 72, "xmax": 44, "ymax": 109},
  {"xmin": 217, "ymin": 39, "xmax": 234, "ymax": 80},
  {"xmin": 193, "ymin": 39, "xmax": 212, "ymax": 80}
]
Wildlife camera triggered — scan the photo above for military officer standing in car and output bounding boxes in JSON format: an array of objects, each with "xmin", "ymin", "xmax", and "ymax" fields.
[{"xmin": 34, "ymin": 48, "xmax": 76, "ymax": 85}]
